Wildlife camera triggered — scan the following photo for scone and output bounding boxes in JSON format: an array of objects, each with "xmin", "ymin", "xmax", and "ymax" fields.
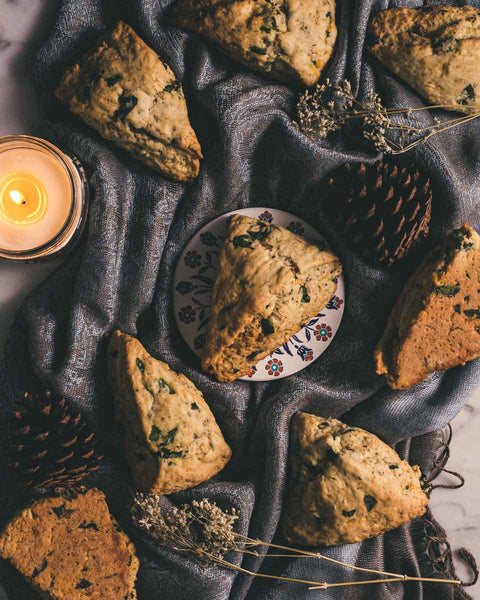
[
  {"xmin": 55, "ymin": 21, "xmax": 202, "ymax": 181},
  {"xmin": 202, "ymin": 215, "xmax": 342, "ymax": 382},
  {"xmin": 375, "ymin": 224, "xmax": 480, "ymax": 390},
  {"xmin": 280, "ymin": 412, "xmax": 430, "ymax": 547},
  {"xmin": 172, "ymin": 0, "xmax": 337, "ymax": 87},
  {"xmin": 368, "ymin": 6, "xmax": 480, "ymax": 113},
  {"xmin": 0, "ymin": 488, "xmax": 138, "ymax": 600},
  {"xmin": 107, "ymin": 330, "xmax": 231, "ymax": 494}
]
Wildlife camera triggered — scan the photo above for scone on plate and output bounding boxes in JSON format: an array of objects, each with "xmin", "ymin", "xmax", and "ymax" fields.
[
  {"xmin": 107, "ymin": 330, "xmax": 231, "ymax": 494},
  {"xmin": 375, "ymin": 224, "xmax": 480, "ymax": 390},
  {"xmin": 368, "ymin": 6, "xmax": 480, "ymax": 113},
  {"xmin": 172, "ymin": 0, "xmax": 337, "ymax": 87},
  {"xmin": 0, "ymin": 488, "xmax": 138, "ymax": 600},
  {"xmin": 280, "ymin": 412, "xmax": 430, "ymax": 547},
  {"xmin": 56, "ymin": 21, "xmax": 202, "ymax": 181},
  {"xmin": 202, "ymin": 215, "xmax": 342, "ymax": 382}
]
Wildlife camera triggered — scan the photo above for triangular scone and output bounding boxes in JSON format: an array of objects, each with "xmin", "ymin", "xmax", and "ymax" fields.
[
  {"xmin": 172, "ymin": 0, "xmax": 337, "ymax": 87},
  {"xmin": 202, "ymin": 215, "xmax": 342, "ymax": 382},
  {"xmin": 108, "ymin": 331, "xmax": 231, "ymax": 494},
  {"xmin": 0, "ymin": 488, "xmax": 138, "ymax": 600},
  {"xmin": 280, "ymin": 413, "xmax": 430, "ymax": 547},
  {"xmin": 368, "ymin": 6, "xmax": 480, "ymax": 113},
  {"xmin": 375, "ymin": 224, "xmax": 480, "ymax": 390},
  {"xmin": 55, "ymin": 21, "xmax": 202, "ymax": 181}
]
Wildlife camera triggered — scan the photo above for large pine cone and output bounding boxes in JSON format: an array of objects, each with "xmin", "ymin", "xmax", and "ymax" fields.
[
  {"xmin": 8, "ymin": 391, "xmax": 103, "ymax": 489},
  {"xmin": 324, "ymin": 161, "xmax": 432, "ymax": 266}
]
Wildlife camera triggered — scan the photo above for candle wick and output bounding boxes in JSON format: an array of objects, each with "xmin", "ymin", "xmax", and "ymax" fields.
[{"xmin": 9, "ymin": 190, "xmax": 26, "ymax": 205}]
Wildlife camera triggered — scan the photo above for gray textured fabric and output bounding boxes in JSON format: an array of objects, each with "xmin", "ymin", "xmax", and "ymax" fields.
[{"xmin": 0, "ymin": 0, "xmax": 479, "ymax": 598}]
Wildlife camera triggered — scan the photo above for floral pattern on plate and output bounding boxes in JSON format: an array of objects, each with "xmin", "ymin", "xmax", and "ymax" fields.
[{"xmin": 173, "ymin": 207, "xmax": 345, "ymax": 382}]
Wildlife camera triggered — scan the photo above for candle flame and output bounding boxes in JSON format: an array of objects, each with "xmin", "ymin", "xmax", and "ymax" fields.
[{"xmin": 9, "ymin": 190, "xmax": 26, "ymax": 205}]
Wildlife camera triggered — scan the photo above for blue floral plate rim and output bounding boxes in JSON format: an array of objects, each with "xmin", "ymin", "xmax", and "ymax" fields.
[{"xmin": 173, "ymin": 207, "xmax": 345, "ymax": 382}]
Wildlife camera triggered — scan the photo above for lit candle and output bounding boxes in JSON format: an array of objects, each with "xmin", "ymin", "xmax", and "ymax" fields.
[
  {"xmin": 0, "ymin": 136, "xmax": 88, "ymax": 261},
  {"xmin": 0, "ymin": 172, "xmax": 49, "ymax": 227}
]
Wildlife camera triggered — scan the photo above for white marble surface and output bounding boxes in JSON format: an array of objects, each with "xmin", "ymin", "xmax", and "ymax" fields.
[
  {"xmin": 0, "ymin": 0, "xmax": 478, "ymax": 597},
  {"xmin": 0, "ymin": 0, "xmax": 63, "ymax": 343}
]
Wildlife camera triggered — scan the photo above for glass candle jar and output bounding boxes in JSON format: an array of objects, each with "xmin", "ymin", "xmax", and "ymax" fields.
[{"xmin": 0, "ymin": 135, "xmax": 89, "ymax": 261}]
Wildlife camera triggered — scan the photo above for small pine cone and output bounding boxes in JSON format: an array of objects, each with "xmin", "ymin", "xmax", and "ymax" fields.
[
  {"xmin": 323, "ymin": 161, "xmax": 432, "ymax": 266},
  {"xmin": 8, "ymin": 391, "xmax": 103, "ymax": 489}
]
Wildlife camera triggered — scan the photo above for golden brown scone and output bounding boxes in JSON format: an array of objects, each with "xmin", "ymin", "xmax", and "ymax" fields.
[
  {"xmin": 202, "ymin": 215, "xmax": 342, "ymax": 382},
  {"xmin": 280, "ymin": 413, "xmax": 430, "ymax": 547},
  {"xmin": 368, "ymin": 6, "xmax": 480, "ymax": 113},
  {"xmin": 0, "ymin": 488, "xmax": 138, "ymax": 600},
  {"xmin": 375, "ymin": 224, "xmax": 480, "ymax": 390},
  {"xmin": 172, "ymin": 0, "xmax": 337, "ymax": 87},
  {"xmin": 107, "ymin": 330, "xmax": 231, "ymax": 494},
  {"xmin": 55, "ymin": 21, "xmax": 202, "ymax": 181}
]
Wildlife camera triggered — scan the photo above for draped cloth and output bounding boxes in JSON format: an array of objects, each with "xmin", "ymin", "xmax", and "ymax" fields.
[{"xmin": 0, "ymin": 0, "xmax": 479, "ymax": 598}]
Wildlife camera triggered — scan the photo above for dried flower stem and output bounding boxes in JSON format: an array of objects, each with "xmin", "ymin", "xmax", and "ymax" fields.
[
  {"xmin": 132, "ymin": 494, "xmax": 460, "ymax": 592},
  {"xmin": 203, "ymin": 550, "xmax": 440, "ymax": 590},
  {"xmin": 308, "ymin": 576, "xmax": 462, "ymax": 590},
  {"xmin": 180, "ymin": 532, "xmax": 460, "ymax": 590},
  {"xmin": 184, "ymin": 546, "xmax": 460, "ymax": 590},
  {"xmin": 296, "ymin": 80, "xmax": 480, "ymax": 155},
  {"xmin": 234, "ymin": 533, "xmax": 402, "ymax": 578}
]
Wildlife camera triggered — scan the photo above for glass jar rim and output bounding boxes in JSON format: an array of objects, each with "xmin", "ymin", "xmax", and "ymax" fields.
[{"xmin": 0, "ymin": 135, "xmax": 89, "ymax": 261}]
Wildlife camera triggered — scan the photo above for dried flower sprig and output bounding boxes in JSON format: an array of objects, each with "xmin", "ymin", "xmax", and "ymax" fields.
[
  {"xmin": 296, "ymin": 80, "xmax": 480, "ymax": 154},
  {"xmin": 132, "ymin": 493, "xmax": 461, "ymax": 591}
]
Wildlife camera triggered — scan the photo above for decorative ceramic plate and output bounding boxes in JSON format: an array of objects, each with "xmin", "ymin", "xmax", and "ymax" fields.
[{"xmin": 173, "ymin": 208, "xmax": 345, "ymax": 381}]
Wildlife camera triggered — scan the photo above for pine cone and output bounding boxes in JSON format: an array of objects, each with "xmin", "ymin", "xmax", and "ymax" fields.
[
  {"xmin": 8, "ymin": 391, "xmax": 103, "ymax": 489},
  {"xmin": 324, "ymin": 161, "xmax": 432, "ymax": 266}
]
